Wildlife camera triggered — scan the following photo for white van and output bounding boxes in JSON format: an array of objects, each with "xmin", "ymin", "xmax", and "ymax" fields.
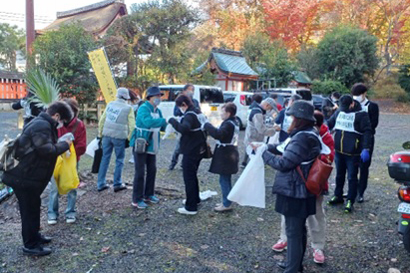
[
  {"xmin": 223, "ymin": 91, "xmax": 254, "ymax": 129},
  {"xmin": 158, "ymin": 85, "xmax": 224, "ymax": 126},
  {"xmin": 269, "ymin": 88, "xmax": 312, "ymax": 101}
]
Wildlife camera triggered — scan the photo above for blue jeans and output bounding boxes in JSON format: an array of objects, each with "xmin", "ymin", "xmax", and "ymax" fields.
[
  {"xmin": 219, "ymin": 174, "xmax": 232, "ymax": 207},
  {"xmin": 334, "ymin": 152, "xmax": 360, "ymax": 203},
  {"xmin": 48, "ymin": 177, "xmax": 77, "ymax": 219},
  {"xmin": 97, "ymin": 136, "xmax": 126, "ymax": 190}
]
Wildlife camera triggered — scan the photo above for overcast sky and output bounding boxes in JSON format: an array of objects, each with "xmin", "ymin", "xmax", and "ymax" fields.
[{"xmin": 0, "ymin": 0, "xmax": 145, "ymax": 30}]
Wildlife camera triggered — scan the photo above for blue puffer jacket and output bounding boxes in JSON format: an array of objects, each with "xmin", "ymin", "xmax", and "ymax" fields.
[{"xmin": 262, "ymin": 126, "xmax": 321, "ymax": 199}]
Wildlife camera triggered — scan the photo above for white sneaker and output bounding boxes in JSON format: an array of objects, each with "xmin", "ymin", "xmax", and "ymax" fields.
[
  {"xmin": 128, "ymin": 158, "xmax": 134, "ymax": 164},
  {"xmin": 177, "ymin": 207, "xmax": 197, "ymax": 215},
  {"xmin": 214, "ymin": 204, "xmax": 233, "ymax": 212},
  {"xmin": 48, "ymin": 219, "xmax": 57, "ymax": 225},
  {"xmin": 66, "ymin": 217, "xmax": 76, "ymax": 224}
]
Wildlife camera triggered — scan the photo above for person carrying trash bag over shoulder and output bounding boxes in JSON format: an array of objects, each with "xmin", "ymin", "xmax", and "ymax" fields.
[
  {"xmin": 258, "ymin": 100, "xmax": 321, "ymax": 273},
  {"xmin": 97, "ymin": 87, "xmax": 136, "ymax": 193},
  {"xmin": 326, "ymin": 94, "xmax": 372, "ymax": 213},
  {"xmin": 1, "ymin": 101, "xmax": 73, "ymax": 257},
  {"xmin": 48, "ymin": 98, "xmax": 87, "ymax": 225},
  {"xmin": 131, "ymin": 86, "xmax": 167, "ymax": 209},
  {"xmin": 203, "ymin": 102, "xmax": 239, "ymax": 213},
  {"xmin": 168, "ymin": 94, "xmax": 208, "ymax": 215}
]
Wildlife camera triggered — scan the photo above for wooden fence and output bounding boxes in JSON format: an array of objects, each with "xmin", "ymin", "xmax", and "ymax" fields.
[{"xmin": 0, "ymin": 79, "xmax": 27, "ymax": 100}]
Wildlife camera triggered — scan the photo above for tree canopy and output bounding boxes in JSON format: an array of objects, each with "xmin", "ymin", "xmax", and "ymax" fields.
[
  {"xmin": 33, "ymin": 23, "xmax": 98, "ymax": 105},
  {"xmin": 316, "ymin": 25, "xmax": 379, "ymax": 87},
  {"xmin": 0, "ymin": 23, "xmax": 24, "ymax": 71}
]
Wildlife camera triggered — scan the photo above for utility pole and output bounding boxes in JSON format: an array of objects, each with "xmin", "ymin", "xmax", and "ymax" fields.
[{"xmin": 26, "ymin": 0, "xmax": 35, "ymax": 61}]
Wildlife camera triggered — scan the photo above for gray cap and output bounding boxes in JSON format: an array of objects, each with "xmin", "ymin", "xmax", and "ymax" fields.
[
  {"xmin": 286, "ymin": 100, "xmax": 315, "ymax": 122},
  {"xmin": 263, "ymin": 98, "xmax": 278, "ymax": 111},
  {"xmin": 116, "ymin": 87, "xmax": 130, "ymax": 100}
]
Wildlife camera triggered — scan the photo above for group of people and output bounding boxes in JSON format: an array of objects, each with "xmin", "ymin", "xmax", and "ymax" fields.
[
  {"xmin": 2, "ymin": 82, "xmax": 379, "ymax": 272},
  {"xmin": 96, "ymin": 84, "xmax": 241, "ymax": 215},
  {"xmin": 258, "ymin": 83, "xmax": 379, "ymax": 272}
]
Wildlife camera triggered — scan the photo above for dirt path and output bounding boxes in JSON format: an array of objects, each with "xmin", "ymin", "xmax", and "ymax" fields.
[{"xmin": 0, "ymin": 113, "xmax": 410, "ymax": 273}]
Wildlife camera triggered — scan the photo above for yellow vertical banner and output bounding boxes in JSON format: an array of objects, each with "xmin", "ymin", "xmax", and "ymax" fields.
[{"xmin": 88, "ymin": 48, "xmax": 117, "ymax": 103}]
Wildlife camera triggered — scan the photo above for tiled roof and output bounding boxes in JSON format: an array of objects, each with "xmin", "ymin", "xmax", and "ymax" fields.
[
  {"xmin": 193, "ymin": 48, "xmax": 258, "ymax": 77},
  {"xmin": 0, "ymin": 70, "xmax": 24, "ymax": 80}
]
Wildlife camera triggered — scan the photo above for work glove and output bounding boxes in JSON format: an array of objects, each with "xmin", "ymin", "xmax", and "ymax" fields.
[{"xmin": 361, "ymin": 149, "xmax": 370, "ymax": 163}]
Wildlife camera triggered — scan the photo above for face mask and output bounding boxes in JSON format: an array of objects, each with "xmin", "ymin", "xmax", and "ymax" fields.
[
  {"xmin": 153, "ymin": 98, "xmax": 161, "ymax": 106},
  {"xmin": 57, "ymin": 120, "xmax": 64, "ymax": 129},
  {"xmin": 179, "ymin": 107, "xmax": 186, "ymax": 114},
  {"xmin": 353, "ymin": 95, "xmax": 364, "ymax": 103}
]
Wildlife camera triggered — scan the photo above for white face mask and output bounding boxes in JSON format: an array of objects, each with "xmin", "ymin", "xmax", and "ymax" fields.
[
  {"xmin": 353, "ymin": 95, "xmax": 364, "ymax": 103},
  {"xmin": 179, "ymin": 107, "xmax": 186, "ymax": 114},
  {"xmin": 57, "ymin": 120, "xmax": 64, "ymax": 129}
]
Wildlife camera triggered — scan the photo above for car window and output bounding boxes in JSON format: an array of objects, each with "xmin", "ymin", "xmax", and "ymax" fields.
[
  {"xmin": 159, "ymin": 87, "xmax": 184, "ymax": 102},
  {"xmin": 245, "ymin": 95, "xmax": 253, "ymax": 106},
  {"xmin": 224, "ymin": 94, "xmax": 236, "ymax": 103},
  {"xmin": 296, "ymin": 90, "xmax": 312, "ymax": 101},
  {"xmin": 200, "ymin": 88, "xmax": 224, "ymax": 104}
]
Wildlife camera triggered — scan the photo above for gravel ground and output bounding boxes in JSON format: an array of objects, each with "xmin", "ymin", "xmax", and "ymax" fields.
[{"xmin": 0, "ymin": 111, "xmax": 410, "ymax": 273}]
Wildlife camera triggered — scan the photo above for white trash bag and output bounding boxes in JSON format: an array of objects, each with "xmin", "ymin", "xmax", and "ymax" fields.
[
  {"xmin": 228, "ymin": 143, "xmax": 267, "ymax": 208},
  {"xmin": 162, "ymin": 123, "xmax": 177, "ymax": 140},
  {"xmin": 86, "ymin": 138, "xmax": 99, "ymax": 158}
]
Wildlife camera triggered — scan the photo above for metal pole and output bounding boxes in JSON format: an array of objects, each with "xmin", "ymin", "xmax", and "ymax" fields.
[{"xmin": 26, "ymin": 0, "xmax": 35, "ymax": 60}]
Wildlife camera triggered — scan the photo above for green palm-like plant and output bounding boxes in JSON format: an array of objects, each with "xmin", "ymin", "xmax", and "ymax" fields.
[{"xmin": 26, "ymin": 68, "xmax": 61, "ymax": 108}]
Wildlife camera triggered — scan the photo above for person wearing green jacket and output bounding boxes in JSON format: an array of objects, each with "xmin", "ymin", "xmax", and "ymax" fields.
[{"xmin": 131, "ymin": 87, "xmax": 167, "ymax": 209}]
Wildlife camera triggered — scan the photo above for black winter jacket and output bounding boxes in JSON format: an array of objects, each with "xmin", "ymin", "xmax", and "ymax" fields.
[
  {"xmin": 327, "ymin": 101, "xmax": 372, "ymax": 155},
  {"xmin": 262, "ymin": 126, "xmax": 321, "ymax": 199},
  {"xmin": 205, "ymin": 117, "xmax": 239, "ymax": 175},
  {"xmin": 2, "ymin": 113, "xmax": 70, "ymax": 189},
  {"xmin": 321, "ymin": 96, "xmax": 338, "ymax": 120},
  {"xmin": 362, "ymin": 100, "xmax": 379, "ymax": 135},
  {"xmin": 169, "ymin": 106, "xmax": 207, "ymax": 156}
]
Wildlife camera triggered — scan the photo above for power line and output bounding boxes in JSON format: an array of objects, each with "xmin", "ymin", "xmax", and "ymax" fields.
[
  {"xmin": 0, "ymin": 11, "xmax": 53, "ymax": 19},
  {"xmin": 0, "ymin": 15, "xmax": 53, "ymax": 23},
  {"xmin": 0, "ymin": 18, "xmax": 53, "ymax": 24}
]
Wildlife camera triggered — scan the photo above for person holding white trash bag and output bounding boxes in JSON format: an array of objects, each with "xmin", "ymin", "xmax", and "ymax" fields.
[
  {"xmin": 203, "ymin": 102, "xmax": 239, "ymax": 212},
  {"xmin": 168, "ymin": 95, "xmax": 208, "ymax": 215},
  {"xmin": 259, "ymin": 100, "xmax": 321, "ymax": 273}
]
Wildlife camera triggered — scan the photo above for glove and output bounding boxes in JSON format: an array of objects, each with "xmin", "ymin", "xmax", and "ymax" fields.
[
  {"xmin": 361, "ymin": 149, "xmax": 370, "ymax": 162},
  {"xmin": 166, "ymin": 116, "xmax": 174, "ymax": 123}
]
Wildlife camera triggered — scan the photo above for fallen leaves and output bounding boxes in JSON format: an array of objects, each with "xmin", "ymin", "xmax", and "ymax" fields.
[{"xmin": 101, "ymin": 247, "xmax": 110, "ymax": 253}]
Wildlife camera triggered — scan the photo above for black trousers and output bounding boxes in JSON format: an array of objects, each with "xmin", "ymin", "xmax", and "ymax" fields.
[
  {"xmin": 334, "ymin": 152, "xmax": 360, "ymax": 203},
  {"xmin": 284, "ymin": 216, "xmax": 307, "ymax": 273},
  {"xmin": 133, "ymin": 152, "xmax": 157, "ymax": 202},
  {"xmin": 182, "ymin": 154, "xmax": 202, "ymax": 211},
  {"xmin": 358, "ymin": 136, "xmax": 375, "ymax": 197},
  {"xmin": 170, "ymin": 141, "xmax": 181, "ymax": 166},
  {"xmin": 13, "ymin": 183, "xmax": 47, "ymax": 249}
]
